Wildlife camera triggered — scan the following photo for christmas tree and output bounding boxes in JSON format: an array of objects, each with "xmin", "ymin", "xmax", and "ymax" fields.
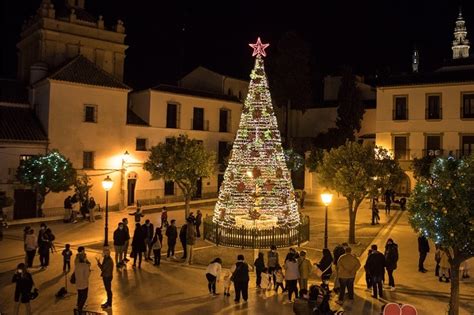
[{"xmin": 212, "ymin": 38, "xmax": 300, "ymax": 229}]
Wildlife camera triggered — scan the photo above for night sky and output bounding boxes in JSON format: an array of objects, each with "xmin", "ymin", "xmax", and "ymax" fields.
[{"xmin": 1, "ymin": 1, "xmax": 472, "ymax": 89}]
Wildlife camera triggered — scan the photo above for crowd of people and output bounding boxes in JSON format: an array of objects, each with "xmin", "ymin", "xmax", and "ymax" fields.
[{"xmin": 63, "ymin": 194, "xmax": 97, "ymax": 224}]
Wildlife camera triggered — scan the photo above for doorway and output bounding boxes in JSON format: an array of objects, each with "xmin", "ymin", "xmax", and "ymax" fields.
[
  {"xmin": 194, "ymin": 178, "xmax": 202, "ymax": 199},
  {"xmin": 13, "ymin": 189, "xmax": 36, "ymax": 219},
  {"xmin": 127, "ymin": 179, "xmax": 136, "ymax": 206}
]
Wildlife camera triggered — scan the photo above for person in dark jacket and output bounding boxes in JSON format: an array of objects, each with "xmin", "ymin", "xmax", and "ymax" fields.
[
  {"xmin": 113, "ymin": 223, "xmax": 127, "ymax": 267},
  {"xmin": 230, "ymin": 254, "xmax": 250, "ymax": 303},
  {"xmin": 316, "ymin": 248, "xmax": 333, "ymax": 289},
  {"xmin": 418, "ymin": 234, "xmax": 430, "ymax": 272},
  {"xmin": 96, "ymin": 247, "xmax": 114, "ymax": 309},
  {"xmin": 131, "ymin": 223, "xmax": 146, "ymax": 268},
  {"xmin": 38, "ymin": 224, "xmax": 52, "ymax": 269},
  {"xmin": 384, "ymin": 238, "xmax": 399, "ymax": 290},
  {"xmin": 129, "ymin": 207, "xmax": 144, "ymax": 223},
  {"xmin": 384, "ymin": 189, "xmax": 392, "ymax": 215},
  {"xmin": 122, "ymin": 218, "xmax": 131, "ymax": 262},
  {"xmin": 166, "ymin": 220, "xmax": 178, "ymax": 259},
  {"xmin": 12, "ymin": 263, "xmax": 34, "ymax": 315},
  {"xmin": 365, "ymin": 244, "xmax": 386, "ymax": 299},
  {"xmin": 267, "ymin": 245, "xmax": 279, "ymax": 287},
  {"xmin": 179, "ymin": 223, "xmax": 188, "ymax": 260},
  {"xmin": 195, "ymin": 210, "xmax": 203, "ymax": 238},
  {"xmin": 254, "ymin": 252, "xmax": 265, "ymax": 288},
  {"xmin": 142, "ymin": 219, "xmax": 154, "ymax": 261}
]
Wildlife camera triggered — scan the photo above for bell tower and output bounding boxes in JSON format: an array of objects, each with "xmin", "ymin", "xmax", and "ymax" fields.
[{"xmin": 452, "ymin": 7, "xmax": 470, "ymax": 59}]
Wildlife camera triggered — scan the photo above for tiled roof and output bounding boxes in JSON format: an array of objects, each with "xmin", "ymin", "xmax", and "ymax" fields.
[
  {"xmin": 48, "ymin": 56, "xmax": 130, "ymax": 90},
  {"xmin": 0, "ymin": 106, "xmax": 48, "ymax": 142},
  {"xmin": 126, "ymin": 108, "xmax": 148, "ymax": 126},
  {"xmin": 0, "ymin": 79, "xmax": 28, "ymax": 104},
  {"xmin": 151, "ymin": 84, "xmax": 242, "ymax": 103}
]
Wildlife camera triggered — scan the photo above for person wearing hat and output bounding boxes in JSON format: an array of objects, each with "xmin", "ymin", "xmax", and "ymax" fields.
[
  {"xmin": 12, "ymin": 263, "xmax": 35, "ymax": 315},
  {"xmin": 96, "ymin": 248, "xmax": 114, "ymax": 309}
]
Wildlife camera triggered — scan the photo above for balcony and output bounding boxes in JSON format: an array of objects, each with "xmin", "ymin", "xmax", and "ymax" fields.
[
  {"xmin": 456, "ymin": 149, "xmax": 473, "ymax": 158},
  {"xmin": 392, "ymin": 149, "xmax": 411, "ymax": 160},
  {"xmin": 422, "ymin": 149, "xmax": 444, "ymax": 157},
  {"xmin": 425, "ymin": 107, "xmax": 442, "ymax": 120},
  {"xmin": 191, "ymin": 119, "xmax": 209, "ymax": 131},
  {"xmin": 392, "ymin": 109, "xmax": 408, "ymax": 121}
]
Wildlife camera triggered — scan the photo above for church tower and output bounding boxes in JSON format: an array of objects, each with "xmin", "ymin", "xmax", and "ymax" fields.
[
  {"xmin": 412, "ymin": 48, "xmax": 419, "ymax": 73},
  {"xmin": 16, "ymin": 0, "xmax": 127, "ymax": 82},
  {"xmin": 452, "ymin": 7, "xmax": 470, "ymax": 59}
]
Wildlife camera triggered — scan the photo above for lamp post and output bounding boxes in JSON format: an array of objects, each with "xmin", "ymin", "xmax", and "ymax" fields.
[
  {"xmin": 321, "ymin": 191, "xmax": 333, "ymax": 249},
  {"xmin": 102, "ymin": 175, "xmax": 114, "ymax": 246}
]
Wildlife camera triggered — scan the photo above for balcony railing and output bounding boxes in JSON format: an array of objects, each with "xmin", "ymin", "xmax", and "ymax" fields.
[
  {"xmin": 456, "ymin": 149, "xmax": 473, "ymax": 158},
  {"xmin": 422, "ymin": 149, "xmax": 444, "ymax": 157},
  {"xmin": 191, "ymin": 119, "xmax": 209, "ymax": 131},
  {"xmin": 392, "ymin": 149, "xmax": 411, "ymax": 160},
  {"xmin": 392, "ymin": 108, "xmax": 408, "ymax": 120},
  {"xmin": 425, "ymin": 107, "xmax": 442, "ymax": 120}
]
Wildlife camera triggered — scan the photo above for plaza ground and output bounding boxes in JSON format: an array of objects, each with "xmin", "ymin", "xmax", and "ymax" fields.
[{"xmin": 0, "ymin": 199, "xmax": 473, "ymax": 314}]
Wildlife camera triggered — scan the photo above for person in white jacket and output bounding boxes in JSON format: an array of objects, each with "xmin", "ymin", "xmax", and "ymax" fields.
[
  {"xmin": 74, "ymin": 249, "xmax": 91, "ymax": 312},
  {"xmin": 205, "ymin": 258, "xmax": 222, "ymax": 296}
]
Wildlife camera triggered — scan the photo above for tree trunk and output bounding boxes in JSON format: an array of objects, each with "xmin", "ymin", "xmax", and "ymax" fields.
[
  {"xmin": 184, "ymin": 194, "xmax": 191, "ymax": 219},
  {"xmin": 448, "ymin": 259, "xmax": 462, "ymax": 315},
  {"xmin": 347, "ymin": 199, "xmax": 356, "ymax": 244}
]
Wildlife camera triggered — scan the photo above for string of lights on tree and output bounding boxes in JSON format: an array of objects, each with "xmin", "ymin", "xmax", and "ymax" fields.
[{"xmin": 212, "ymin": 38, "xmax": 300, "ymax": 229}]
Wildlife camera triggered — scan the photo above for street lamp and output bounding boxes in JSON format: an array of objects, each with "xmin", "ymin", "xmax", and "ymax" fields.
[
  {"xmin": 102, "ymin": 175, "xmax": 114, "ymax": 246},
  {"xmin": 321, "ymin": 191, "xmax": 333, "ymax": 249},
  {"xmin": 122, "ymin": 150, "xmax": 130, "ymax": 164}
]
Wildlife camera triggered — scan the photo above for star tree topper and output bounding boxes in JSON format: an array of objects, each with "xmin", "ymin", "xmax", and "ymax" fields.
[{"xmin": 249, "ymin": 37, "xmax": 269, "ymax": 57}]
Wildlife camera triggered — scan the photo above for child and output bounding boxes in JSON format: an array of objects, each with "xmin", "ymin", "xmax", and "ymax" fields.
[
  {"xmin": 274, "ymin": 266, "xmax": 285, "ymax": 293},
  {"xmin": 260, "ymin": 268, "xmax": 272, "ymax": 293},
  {"xmin": 62, "ymin": 244, "xmax": 72, "ymax": 273},
  {"xmin": 223, "ymin": 270, "xmax": 232, "ymax": 297}
]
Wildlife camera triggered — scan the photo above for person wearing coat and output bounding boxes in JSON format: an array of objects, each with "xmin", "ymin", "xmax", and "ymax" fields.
[
  {"xmin": 336, "ymin": 247, "xmax": 361, "ymax": 304},
  {"xmin": 142, "ymin": 219, "xmax": 154, "ymax": 261},
  {"xmin": 151, "ymin": 227, "xmax": 163, "ymax": 266},
  {"xmin": 96, "ymin": 248, "xmax": 114, "ymax": 309},
  {"xmin": 316, "ymin": 248, "xmax": 333, "ymax": 287},
  {"xmin": 284, "ymin": 253, "xmax": 300, "ymax": 302},
  {"xmin": 384, "ymin": 238, "xmax": 399, "ymax": 290},
  {"xmin": 185, "ymin": 219, "xmax": 197, "ymax": 264},
  {"xmin": 254, "ymin": 252, "xmax": 265, "ymax": 288},
  {"xmin": 298, "ymin": 251, "xmax": 313, "ymax": 291},
  {"xmin": 439, "ymin": 249, "xmax": 451, "ymax": 283},
  {"xmin": 131, "ymin": 223, "xmax": 146, "ymax": 268},
  {"xmin": 166, "ymin": 220, "xmax": 178, "ymax": 259},
  {"xmin": 74, "ymin": 251, "xmax": 91, "ymax": 312},
  {"xmin": 12, "ymin": 263, "xmax": 34, "ymax": 315},
  {"xmin": 418, "ymin": 234, "xmax": 430, "ymax": 273},
  {"xmin": 365, "ymin": 244, "xmax": 386, "ymax": 299},
  {"xmin": 267, "ymin": 245, "xmax": 279, "ymax": 287},
  {"xmin": 230, "ymin": 254, "xmax": 250, "ymax": 303},
  {"xmin": 179, "ymin": 223, "xmax": 188, "ymax": 260},
  {"xmin": 24, "ymin": 229, "xmax": 37, "ymax": 268},
  {"xmin": 113, "ymin": 222, "xmax": 127, "ymax": 267},
  {"xmin": 195, "ymin": 210, "xmax": 203, "ymax": 238}
]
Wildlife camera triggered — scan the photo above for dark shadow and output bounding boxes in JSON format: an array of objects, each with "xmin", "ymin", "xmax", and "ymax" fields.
[{"xmin": 38, "ymin": 273, "xmax": 64, "ymax": 290}]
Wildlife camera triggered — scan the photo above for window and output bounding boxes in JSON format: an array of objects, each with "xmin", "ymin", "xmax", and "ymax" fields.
[
  {"xmin": 84, "ymin": 105, "xmax": 97, "ymax": 123},
  {"xmin": 393, "ymin": 96, "xmax": 408, "ymax": 120},
  {"xmin": 227, "ymin": 88, "xmax": 233, "ymax": 96},
  {"xmin": 426, "ymin": 94, "xmax": 441, "ymax": 120},
  {"xmin": 83, "ymin": 151, "xmax": 94, "ymax": 169},
  {"xmin": 19, "ymin": 155, "xmax": 35, "ymax": 166},
  {"xmin": 393, "ymin": 136, "xmax": 408, "ymax": 160},
  {"xmin": 192, "ymin": 107, "xmax": 204, "ymax": 130},
  {"xmin": 462, "ymin": 94, "xmax": 474, "ymax": 118},
  {"xmin": 218, "ymin": 141, "xmax": 230, "ymax": 165},
  {"xmin": 219, "ymin": 109, "xmax": 230, "ymax": 132},
  {"xmin": 217, "ymin": 174, "xmax": 225, "ymax": 193},
  {"xmin": 136, "ymin": 138, "xmax": 147, "ymax": 151},
  {"xmin": 425, "ymin": 135, "xmax": 442, "ymax": 156},
  {"xmin": 461, "ymin": 136, "xmax": 474, "ymax": 156},
  {"xmin": 166, "ymin": 103, "xmax": 179, "ymax": 128},
  {"xmin": 164, "ymin": 181, "xmax": 174, "ymax": 195}
]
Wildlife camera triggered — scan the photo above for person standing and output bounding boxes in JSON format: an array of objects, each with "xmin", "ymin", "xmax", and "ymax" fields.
[
  {"xmin": 267, "ymin": 245, "xmax": 279, "ymax": 287},
  {"xmin": 24, "ymin": 229, "xmax": 37, "ymax": 268},
  {"xmin": 298, "ymin": 251, "xmax": 313, "ymax": 291},
  {"xmin": 384, "ymin": 238, "xmax": 399, "ymax": 291},
  {"xmin": 63, "ymin": 196, "xmax": 73, "ymax": 223},
  {"xmin": 230, "ymin": 254, "xmax": 250, "ymax": 303},
  {"xmin": 113, "ymin": 223, "xmax": 127, "ymax": 267},
  {"xmin": 122, "ymin": 218, "xmax": 130, "ymax": 262},
  {"xmin": 179, "ymin": 222, "xmax": 188, "ymax": 260},
  {"xmin": 316, "ymin": 248, "xmax": 333, "ymax": 290},
  {"xmin": 74, "ymin": 250, "xmax": 91, "ymax": 312},
  {"xmin": 161, "ymin": 207, "xmax": 168, "ymax": 228},
  {"xmin": 336, "ymin": 247, "xmax": 361, "ymax": 305},
  {"xmin": 332, "ymin": 242, "xmax": 347, "ymax": 294},
  {"xmin": 38, "ymin": 224, "xmax": 52, "ymax": 269},
  {"xmin": 132, "ymin": 223, "xmax": 146, "ymax": 268},
  {"xmin": 142, "ymin": 219, "xmax": 154, "ymax": 261},
  {"xmin": 205, "ymin": 258, "xmax": 222, "ymax": 296},
  {"xmin": 151, "ymin": 227, "xmax": 163, "ymax": 266},
  {"xmin": 62, "ymin": 244, "xmax": 73, "ymax": 274},
  {"xmin": 365, "ymin": 244, "xmax": 386, "ymax": 299},
  {"xmin": 12, "ymin": 263, "xmax": 34, "ymax": 315},
  {"xmin": 185, "ymin": 218, "xmax": 197, "ymax": 264},
  {"xmin": 195, "ymin": 209, "xmax": 202, "ymax": 238},
  {"xmin": 284, "ymin": 253, "xmax": 300, "ymax": 302},
  {"xmin": 166, "ymin": 220, "xmax": 178, "ymax": 260},
  {"xmin": 129, "ymin": 207, "xmax": 144, "ymax": 223},
  {"xmin": 254, "ymin": 252, "xmax": 265, "ymax": 288},
  {"xmin": 439, "ymin": 249, "xmax": 451, "ymax": 282},
  {"xmin": 96, "ymin": 247, "xmax": 114, "ymax": 309},
  {"xmin": 418, "ymin": 234, "xmax": 430, "ymax": 273},
  {"xmin": 384, "ymin": 189, "xmax": 392, "ymax": 215},
  {"xmin": 88, "ymin": 197, "xmax": 96, "ymax": 222},
  {"xmin": 371, "ymin": 198, "xmax": 380, "ymax": 225}
]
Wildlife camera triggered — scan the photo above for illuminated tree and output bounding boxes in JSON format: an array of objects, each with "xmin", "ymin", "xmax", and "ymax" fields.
[
  {"xmin": 74, "ymin": 174, "xmax": 93, "ymax": 206},
  {"xmin": 17, "ymin": 150, "xmax": 76, "ymax": 216},
  {"xmin": 144, "ymin": 135, "xmax": 215, "ymax": 218},
  {"xmin": 212, "ymin": 38, "xmax": 300, "ymax": 228},
  {"xmin": 409, "ymin": 156, "xmax": 474, "ymax": 315}
]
